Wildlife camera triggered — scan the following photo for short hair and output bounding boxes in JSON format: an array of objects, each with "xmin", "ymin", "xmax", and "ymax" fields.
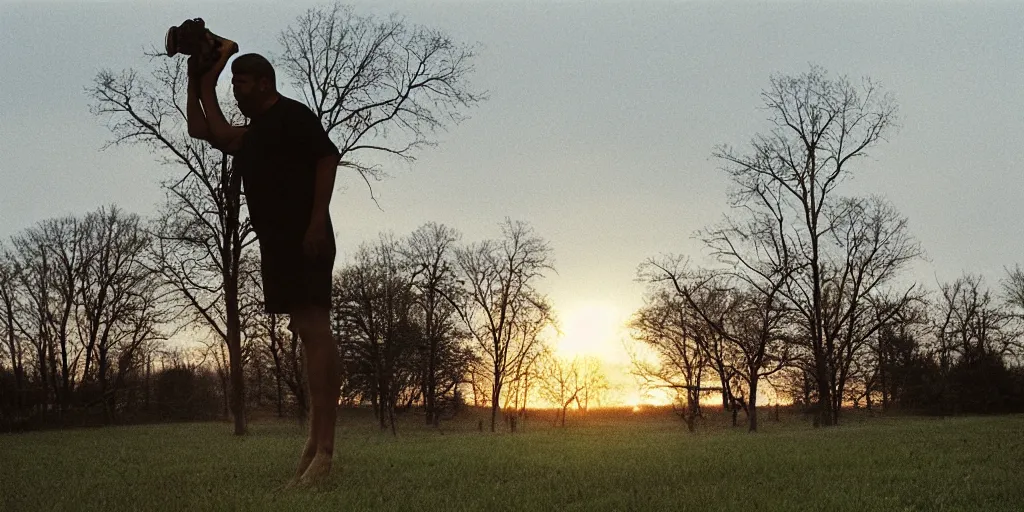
[{"xmin": 231, "ymin": 53, "xmax": 276, "ymax": 86}]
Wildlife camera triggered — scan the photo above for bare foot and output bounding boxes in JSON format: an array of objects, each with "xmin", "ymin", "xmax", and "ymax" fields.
[
  {"xmin": 297, "ymin": 451, "xmax": 334, "ymax": 486},
  {"xmin": 284, "ymin": 437, "xmax": 318, "ymax": 488}
]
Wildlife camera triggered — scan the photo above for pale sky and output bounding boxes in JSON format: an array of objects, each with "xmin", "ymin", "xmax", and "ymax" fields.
[{"xmin": 2, "ymin": 0, "xmax": 1023, "ymax": 403}]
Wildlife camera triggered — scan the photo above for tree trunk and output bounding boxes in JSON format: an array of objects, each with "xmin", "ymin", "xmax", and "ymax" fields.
[
  {"xmin": 376, "ymin": 375, "xmax": 388, "ymax": 431},
  {"xmin": 274, "ymin": 369, "xmax": 283, "ymax": 418},
  {"xmin": 490, "ymin": 372, "xmax": 501, "ymax": 433},
  {"xmin": 47, "ymin": 339, "xmax": 61, "ymax": 422},
  {"xmin": 221, "ymin": 152, "xmax": 246, "ymax": 436},
  {"xmin": 254, "ymin": 354, "xmax": 263, "ymax": 408},
  {"xmin": 5, "ymin": 308, "xmax": 22, "ymax": 412},
  {"xmin": 425, "ymin": 306, "xmax": 437, "ymax": 426},
  {"xmin": 219, "ymin": 369, "xmax": 229, "ymax": 419},
  {"xmin": 98, "ymin": 351, "xmax": 110, "ymax": 424},
  {"xmin": 144, "ymin": 354, "xmax": 150, "ymax": 413},
  {"xmin": 815, "ymin": 353, "xmax": 835, "ymax": 427},
  {"xmin": 685, "ymin": 393, "xmax": 697, "ymax": 433},
  {"xmin": 880, "ymin": 347, "xmax": 889, "ymax": 410},
  {"xmin": 425, "ymin": 340, "xmax": 436, "ymax": 426},
  {"xmin": 388, "ymin": 392, "xmax": 398, "ymax": 437},
  {"xmin": 748, "ymin": 376, "xmax": 758, "ymax": 433},
  {"xmin": 226, "ymin": 282, "xmax": 245, "ymax": 435}
]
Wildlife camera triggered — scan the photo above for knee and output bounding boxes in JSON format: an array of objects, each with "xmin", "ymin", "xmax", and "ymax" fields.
[{"xmin": 290, "ymin": 306, "xmax": 331, "ymax": 338}]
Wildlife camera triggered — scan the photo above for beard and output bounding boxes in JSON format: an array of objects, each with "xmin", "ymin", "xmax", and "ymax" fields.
[{"xmin": 235, "ymin": 98, "xmax": 252, "ymax": 117}]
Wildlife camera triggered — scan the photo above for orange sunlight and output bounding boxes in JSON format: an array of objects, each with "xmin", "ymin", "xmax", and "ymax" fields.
[{"xmin": 547, "ymin": 301, "xmax": 675, "ymax": 408}]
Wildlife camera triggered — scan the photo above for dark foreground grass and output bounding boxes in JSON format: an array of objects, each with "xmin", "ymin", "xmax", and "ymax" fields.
[{"xmin": 2, "ymin": 412, "xmax": 1023, "ymax": 511}]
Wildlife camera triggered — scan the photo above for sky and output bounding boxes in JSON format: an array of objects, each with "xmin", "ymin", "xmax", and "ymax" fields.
[{"xmin": 2, "ymin": 0, "xmax": 1024, "ymax": 404}]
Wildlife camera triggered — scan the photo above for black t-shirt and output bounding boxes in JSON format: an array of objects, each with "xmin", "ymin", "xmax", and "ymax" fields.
[{"xmin": 233, "ymin": 95, "xmax": 339, "ymax": 237}]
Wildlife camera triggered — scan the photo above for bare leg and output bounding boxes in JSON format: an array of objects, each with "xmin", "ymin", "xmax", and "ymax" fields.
[
  {"xmin": 287, "ymin": 326, "xmax": 319, "ymax": 487},
  {"xmin": 296, "ymin": 306, "xmax": 340, "ymax": 485}
]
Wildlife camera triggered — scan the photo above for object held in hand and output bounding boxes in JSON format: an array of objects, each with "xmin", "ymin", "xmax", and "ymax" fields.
[{"xmin": 165, "ymin": 18, "xmax": 238, "ymax": 64}]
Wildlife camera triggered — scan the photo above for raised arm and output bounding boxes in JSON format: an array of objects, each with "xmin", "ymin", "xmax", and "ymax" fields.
[
  {"xmin": 186, "ymin": 57, "xmax": 210, "ymax": 140},
  {"xmin": 198, "ymin": 39, "xmax": 246, "ymax": 154}
]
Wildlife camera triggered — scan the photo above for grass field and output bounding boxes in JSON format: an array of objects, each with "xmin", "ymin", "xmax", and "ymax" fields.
[{"xmin": 2, "ymin": 409, "xmax": 1023, "ymax": 511}]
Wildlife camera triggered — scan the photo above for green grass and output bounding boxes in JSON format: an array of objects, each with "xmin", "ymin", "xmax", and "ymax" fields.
[{"xmin": 2, "ymin": 411, "xmax": 1023, "ymax": 511}]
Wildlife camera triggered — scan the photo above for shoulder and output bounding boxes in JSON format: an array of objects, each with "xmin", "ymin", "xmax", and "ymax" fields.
[
  {"xmin": 278, "ymin": 96, "xmax": 316, "ymax": 118},
  {"xmin": 280, "ymin": 96, "xmax": 325, "ymax": 130}
]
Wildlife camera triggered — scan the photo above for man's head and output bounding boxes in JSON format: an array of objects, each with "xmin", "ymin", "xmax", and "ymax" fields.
[{"xmin": 231, "ymin": 53, "xmax": 277, "ymax": 117}]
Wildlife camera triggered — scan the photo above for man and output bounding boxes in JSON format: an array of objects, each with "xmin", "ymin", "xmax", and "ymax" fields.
[{"xmin": 185, "ymin": 37, "xmax": 341, "ymax": 486}]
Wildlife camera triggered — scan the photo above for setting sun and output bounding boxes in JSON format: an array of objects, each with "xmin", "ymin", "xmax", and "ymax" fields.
[
  {"xmin": 554, "ymin": 301, "xmax": 623, "ymax": 360},
  {"xmin": 546, "ymin": 302, "xmax": 677, "ymax": 408}
]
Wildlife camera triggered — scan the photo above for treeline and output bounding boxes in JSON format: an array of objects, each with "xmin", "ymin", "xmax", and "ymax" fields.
[
  {"xmin": 629, "ymin": 66, "xmax": 1024, "ymax": 432},
  {"xmin": 0, "ymin": 206, "xmax": 173, "ymax": 429},
  {"xmin": 632, "ymin": 267, "xmax": 1024, "ymax": 431},
  {"xmin": 0, "ymin": 209, "xmax": 616, "ymax": 432}
]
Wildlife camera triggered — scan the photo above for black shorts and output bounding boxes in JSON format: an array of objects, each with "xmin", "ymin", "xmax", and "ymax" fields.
[{"xmin": 257, "ymin": 229, "xmax": 336, "ymax": 315}]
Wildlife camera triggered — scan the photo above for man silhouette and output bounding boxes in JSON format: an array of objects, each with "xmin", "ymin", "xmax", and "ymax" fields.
[{"xmin": 185, "ymin": 38, "xmax": 341, "ymax": 486}]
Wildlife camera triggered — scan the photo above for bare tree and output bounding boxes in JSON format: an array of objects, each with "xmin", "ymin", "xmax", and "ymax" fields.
[
  {"xmin": 502, "ymin": 316, "xmax": 547, "ymax": 418},
  {"xmin": 930, "ymin": 274, "xmax": 1023, "ymax": 411},
  {"xmin": 9, "ymin": 229, "xmax": 55, "ymax": 420},
  {"xmin": 0, "ymin": 246, "xmax": 27, "ymax": 417},
  {"xmin": 537, "ymin": 349, "xmax": 583, "ymax": 428},
  {"xmin": 77, "ymin": 206, "xmax": 169, "ymax": 422},
  {"xmin": 864, "ymin": 300, "xmax": 929, "ymax": 411},
  {"xmin": 333, "ymin": 235, "xmax": 421, "ymax": 434},
  {"xmin": 275, "ymin": 2, "xmax": 485, "ymax": 197},
  {"xmin": 574, "ymin": 356, "xmax": 609, "ymax": 414},
  {"xmin": 711, "ymin": 65, "xmax": 920, "ymax": 426},
  {"xmin": 1003, "ymin": 265, "xmax": 1024, "ymax": 320},
  {"xmin": 88, "ymin": 52, "xmax": 258, "ymax": 435},
  {"xmin": 401, "ymin": 223, "xmax": 468, "ymax": 426},
  {"xmin": 505, "ymin": 343, "xmax": 544, "ymax": 417},
  {"xmin": 453, "ymin": 219, "xmax": 554, "ymax": 432},
  {"xmin": 1003, "ymin": 265, "xmax": 1024, "ymax": 365},
  {"xmin": 935, "ymin": 274, "xmax": 1018, "ymax": 365},
  {"xmin": 628, "ymin": 289, "xmax": 709, "ymax": 432},
  {"xmin": 7, "ymin": 216, "xmax": 94, "ymax": 418}
]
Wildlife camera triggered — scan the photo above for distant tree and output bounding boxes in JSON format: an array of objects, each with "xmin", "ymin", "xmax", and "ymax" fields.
[
  {"xmin": 628, "ymin": 289, "xmax": 708, "ymax": 432},
  {"xmin": 333, "ymin": 235, "xmax": 421, "ymax": 434},
  {"xmin": 931, "ymin": 274, "xmax": 1021, "ymax": 413},
  {"xmin": 76, "ymin": 206, "xmax": 169, "ymax": 423},
  {"xmin": 1001, "ymin": 265, "xmax": 1024, "ymax": 364},
  {"xmin": 9, "ymin": 215, "xmax": 93, "ymax": 419},
  {"xmin": 0, "ymin": 208, "xmax": 168, "ymax": 427},
  {"xmin": 871, "ymin": 324, "xmax": 941, "ymax": 411},
  {"xmin": 0, "ymin": 246, "xmax": 26, "ymax": 418},
  {"xmin": 502, "ymin": 325, "xmax": 546, "ymax": 417},
  {"xmin": 1004, "ymin": 265, "xmax": 1024, "ymax": 314},
  {"xmin": 935, "ymin": 275, "xmax": 1017, "ymax": 366},
  {"xmin": 401, "ymin": 223, "xmax": 470, "ymax": 426},
  {"xmin": 508, "ymin": 347, "xmax": 544, "ymax": 416},
  {"xmin": 574, "ymin": 356, "xmax": 610, "ymax": 414},
  {"xmin": 711, "ymin": 66, "xmax": 916, "ymax": 426},
  {"xmin": 452, "ymin": 219, "xmax": 554, "ymax": 432},
  {"xmin": 537, "ymin": 349, "xmax": 583, "ymax": 428},
  {"xmin": 859, "ymin": 300, "xmax": 929, "ymax": 411},
  {"xmin": 640, "ymin": 258, "xmax": 792, "ymax": 432}
]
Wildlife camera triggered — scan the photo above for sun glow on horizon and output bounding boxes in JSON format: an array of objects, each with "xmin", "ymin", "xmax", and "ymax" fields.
[
  {"xmin": 552, "ymin": 300, "xmax": 624, "ymax": 360},
  {"xmin": 540, "ymin": 299, "xmax": 677, "ymax": 408}
]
